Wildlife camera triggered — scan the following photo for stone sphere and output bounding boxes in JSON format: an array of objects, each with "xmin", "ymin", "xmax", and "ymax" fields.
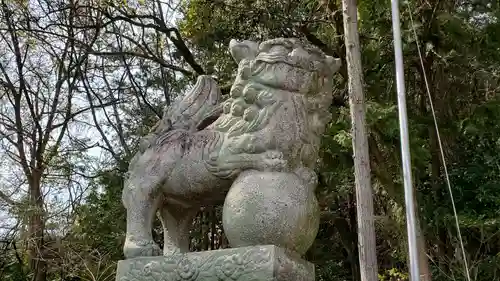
[{"xmin": 222, "ymin": 170, "xmax": 320, "ymax": 255}]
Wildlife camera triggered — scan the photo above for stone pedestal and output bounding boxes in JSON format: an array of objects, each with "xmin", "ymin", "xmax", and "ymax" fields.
[{"xmin": 115, "ymin": 245, "xmax": 314, "ymax": 281}]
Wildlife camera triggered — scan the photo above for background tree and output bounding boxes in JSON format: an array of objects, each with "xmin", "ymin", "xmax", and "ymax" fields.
[{"xmin": 1, "ymin": 0, "xmax": 499, "ymax": 281}]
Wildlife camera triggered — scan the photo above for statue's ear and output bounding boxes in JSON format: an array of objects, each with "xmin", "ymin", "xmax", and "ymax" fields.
[
  {"xmin": 325, "ymin": 56, "xmax": 342, "ymax": 75},
  {"xmin": 229, "ymin": 39, "xmax": 260, "ymax": 64}
]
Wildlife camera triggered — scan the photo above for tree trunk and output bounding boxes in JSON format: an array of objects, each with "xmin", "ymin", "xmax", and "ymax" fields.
[
  {"xmin": 342, "ymin": 0, "xmax": 379, "ymax": 280},
  {"xmin": 370, "ymin": 134, "xmax": 432, "ymax": 280},
  {"xmin": 417, "ymin": 57, "xmax": 435, "ymax": 281},
  {"xmin": 202, "ymin": 210, "xmax": 209, "ymax": 251},
  {"xmin": 28, "ymin": 171, "xmax": 47, "ymax": 281},
  {"xmin": 210, "ymin": 210, "xmax": 217, "ymax": 250},
  {"xmin": 416, "ymin": 223, "xmax": 431, "ymax": 281}
]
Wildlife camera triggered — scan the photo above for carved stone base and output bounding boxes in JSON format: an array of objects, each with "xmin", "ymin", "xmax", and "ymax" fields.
[{"xmin": 115, "ymin": 245, "xmax": 315, "ymax": 281}]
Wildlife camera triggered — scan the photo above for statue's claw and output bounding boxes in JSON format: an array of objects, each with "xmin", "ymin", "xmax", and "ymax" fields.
[
  {"xmin": 260, "ymin": 150, "xmax": 287, "ymax": 172},
  {"xmin": 264, "ymin": 150, "xmax": 283, "ymax": 159},
  {"xmin": 123, "ymin": 238, "xmax": 162, "ymax": 259}
]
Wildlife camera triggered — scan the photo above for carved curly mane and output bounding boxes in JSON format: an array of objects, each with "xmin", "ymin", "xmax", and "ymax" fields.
[{"xmin": 211, "ymin": 39, "xmax": 339, "ymax": 169}]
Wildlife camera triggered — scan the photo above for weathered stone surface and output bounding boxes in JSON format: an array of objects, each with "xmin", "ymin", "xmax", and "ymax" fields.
[
  {"xmin": 120, "ymin": 37, "xmax": 341, "ymax": 260},
  {"xmin": 223, "ymin": 170, "xmax": 320, "ymax": 255},
  {"xmin": 115, "ymin": 245, "xmax": 314, "ymax": 281}
]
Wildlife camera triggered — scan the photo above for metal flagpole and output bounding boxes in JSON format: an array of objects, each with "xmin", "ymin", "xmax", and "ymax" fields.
[{"xmin": 390, "ymin": 1, "xmax": 421, "ymax": 281}]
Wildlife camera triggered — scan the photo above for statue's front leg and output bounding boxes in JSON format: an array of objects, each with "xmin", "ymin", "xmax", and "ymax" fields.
[
  {"xmin": 122, "ymin": 176, "xmax": 163, "ymax": 259},
  {"xmin": 205, "ymin": 150, "xmax": 288, "ymax": 178},
  {"xmin": 123, "ymin": 141, "xmax": 187, "ymax": 259},
  {"xmin": 251, "ymin": 150, "xmax": 289, "ymax": 171}
]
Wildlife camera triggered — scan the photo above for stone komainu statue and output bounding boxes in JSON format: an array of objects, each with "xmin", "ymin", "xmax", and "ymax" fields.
[{"xmin": 122, "ymin": 38, "xmax": 341, "ymax": 259}]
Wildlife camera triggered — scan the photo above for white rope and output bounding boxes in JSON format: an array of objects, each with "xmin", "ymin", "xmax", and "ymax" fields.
[{"xmin": 405, "ymin": 2, "xmax": 472, "ymax": 281}]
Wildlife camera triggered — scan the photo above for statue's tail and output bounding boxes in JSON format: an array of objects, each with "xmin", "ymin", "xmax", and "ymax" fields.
[
  {"xmin": 128, "ymin": 75, "xmax": 222, "ymax": 172},
  {"xmin": 165, "ymin": 75, "xmax": 223, "ymax": 132}
]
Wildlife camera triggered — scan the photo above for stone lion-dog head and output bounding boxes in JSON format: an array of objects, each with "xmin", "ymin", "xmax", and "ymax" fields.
[{"xmin": 213, "ymin": 38, "xmax": 341, "ymax": 170}]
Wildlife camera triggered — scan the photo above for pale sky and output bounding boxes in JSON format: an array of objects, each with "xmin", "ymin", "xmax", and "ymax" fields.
[{"xmin": 0, "ymin": 0, "xmax": 187, "ymax": 238}]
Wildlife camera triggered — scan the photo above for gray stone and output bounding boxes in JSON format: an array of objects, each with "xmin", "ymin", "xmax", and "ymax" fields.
[
  {"xmin": 222, "ymin": 170, "xmax": 320, "ymax": 256},
  {"xmin": 120, "ymin": 37, "xmax": 341, "ymax": 260},
  {"xmin": 115, "ymin": 245, "xmax": 315, "ymax": 281}
]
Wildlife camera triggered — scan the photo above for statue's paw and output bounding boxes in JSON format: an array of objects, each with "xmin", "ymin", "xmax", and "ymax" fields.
[
  {"xmin": 227, "ymin": 135, "xmax": 257, "ymax": 154},
  {"xmin": 264, "ymin": 150, "xmax": 284, "ymax": 160},
  {"xmin": 123, "ymin": 238, "xmax": 162, "ymax": 259},
  {"xmin": 260, "ymin": 150, "xmax": 287, "ymax": 172}
]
